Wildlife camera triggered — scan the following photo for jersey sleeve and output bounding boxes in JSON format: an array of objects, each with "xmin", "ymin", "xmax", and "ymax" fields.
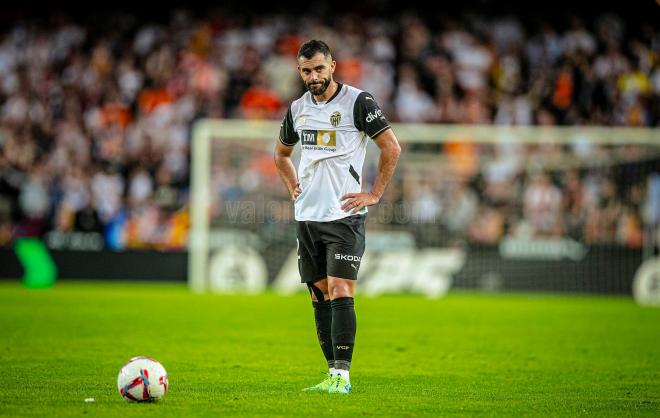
[
  {"xmin": 279, "ymin": 105, "xmax": 299, "ymax": 146},
  {"xmin": 353, "ymin": 91, "xmax": 391, "ymax": 139}
]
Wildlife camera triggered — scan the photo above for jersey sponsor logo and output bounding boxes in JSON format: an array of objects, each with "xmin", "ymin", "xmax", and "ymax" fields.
[
  {"xmin": 365, "ymin": 108, "xmax": 383, "ymax": 123},
  {"xmin": 301, "ymin": 129, "xmax": 336, "ymax": 147},
  {"xmin": 330, "ymin": 111, "xmax": 341, "ymax": 127},
  {"xmin": 301, "ymin": 130, "xmax": 317, "ymax": 145},
  {"xmin": 335, "ymin": 253, "xmax": 361, "ymax": 262}
]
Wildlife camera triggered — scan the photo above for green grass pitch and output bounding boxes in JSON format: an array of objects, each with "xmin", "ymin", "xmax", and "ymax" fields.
[{"xmin": 1, "ymin": 281, "xmax": 659, "ymax": 417}]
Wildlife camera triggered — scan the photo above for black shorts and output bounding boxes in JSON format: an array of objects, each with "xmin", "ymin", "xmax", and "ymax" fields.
[{"xmin": 296, "ymin": 215, "xmax": 366, "ymax": 283}]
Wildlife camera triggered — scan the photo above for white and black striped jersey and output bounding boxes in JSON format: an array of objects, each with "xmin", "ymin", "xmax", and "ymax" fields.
[{"xmin": 279, "ymin": 83, "xmax": 391, "ymax": 222}]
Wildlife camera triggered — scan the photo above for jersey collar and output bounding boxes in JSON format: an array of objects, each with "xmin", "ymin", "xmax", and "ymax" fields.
[{"xmin": 311, "ymin": 82, "xmax": 343, "ymax": 105}]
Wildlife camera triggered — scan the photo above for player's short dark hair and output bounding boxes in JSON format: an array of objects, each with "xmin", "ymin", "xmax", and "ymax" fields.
[{"xmin": 297, "ymin": 40, "xmax": 332, "ymax": 60}]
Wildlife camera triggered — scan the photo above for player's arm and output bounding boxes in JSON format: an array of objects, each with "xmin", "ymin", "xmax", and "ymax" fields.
[
  {"xmin": 341, "ymin": 92, "xmax": 401, "ymax": 213},
  {"xmin": 341, "ymin": 128, "xmax": 400, "ymax": 213},
  {"xmin": 275, "ymin": 105, "xmax": 302, "ymax": 202},
  {"xmin": 274, "ymin": 140, "xmax": 301, "ymax": 202},
  {"xmin": 368, "ymin": 128, "xmax": 401, "ymax": 201}
]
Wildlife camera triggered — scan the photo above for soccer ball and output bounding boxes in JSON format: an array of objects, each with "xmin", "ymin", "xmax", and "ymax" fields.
[{"xmin": 117, "ymin": 356, "xmax": 169, "ymax": 402}]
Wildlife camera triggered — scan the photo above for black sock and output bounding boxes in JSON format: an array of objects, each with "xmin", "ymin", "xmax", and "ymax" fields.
[
  {"xmin": 331, "ymin": 297, "xmax": 356, "ymax": 371},
  {"xmin": 312, "ymin": 300, "xmax": 334, "ymax": 369}
]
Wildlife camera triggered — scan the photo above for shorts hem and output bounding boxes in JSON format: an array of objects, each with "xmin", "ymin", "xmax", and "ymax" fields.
[
  {"xmin": 326, "ymin": 273, "xmax": 358, "ymax": 281},
  {"xmin": 301, "ymin": 275, "xmax": 327, "ymax": 284}
]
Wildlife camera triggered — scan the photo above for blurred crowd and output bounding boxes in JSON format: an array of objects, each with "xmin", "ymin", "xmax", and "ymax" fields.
[
  {"xmin": 214, "ymin": 140, "xmax": 659, "ymax": 250},
  {"xmin": 381, "ymin": 145, "xmax": 658, "ymax": 249},
  {"xmin": 0, "ymin": 8, "xmax": 659, "ymax": 250}
]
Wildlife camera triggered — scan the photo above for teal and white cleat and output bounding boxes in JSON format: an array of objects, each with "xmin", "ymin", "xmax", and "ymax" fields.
[
  {"xmin": 302, "ymin": 373, "xmax": 334, "ymax": 392},
  {"xmin": 328, "ymin": 375, "xmax": 352, "ymax": 394}
]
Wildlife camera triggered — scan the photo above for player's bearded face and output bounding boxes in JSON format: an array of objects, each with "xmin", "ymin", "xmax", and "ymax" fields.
[{"xmin": 306, "ymin": 76, "xmax": 331, "ymax": 95}]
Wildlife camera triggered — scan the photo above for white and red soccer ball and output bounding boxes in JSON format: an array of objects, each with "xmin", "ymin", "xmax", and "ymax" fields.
[{"xmin": 117, "ymin": 356, "xmax": 168, "ymax": 402}]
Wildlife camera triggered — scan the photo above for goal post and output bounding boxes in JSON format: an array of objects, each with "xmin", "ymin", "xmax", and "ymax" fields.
[
  {"xmin": 188, "ymin": 119, "xmax": 282, "ymax": 293},
  {"xmin": 189, "ymin": 118, "xmax": 660, "ymax": 300}
]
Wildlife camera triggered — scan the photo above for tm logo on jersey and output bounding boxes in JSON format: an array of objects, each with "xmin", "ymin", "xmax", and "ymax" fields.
[{"xmin": 301, "ymin": 129, "xmax": 336, "ymax": 147}]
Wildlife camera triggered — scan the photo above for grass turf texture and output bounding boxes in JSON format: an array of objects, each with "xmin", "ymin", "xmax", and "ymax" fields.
[{"xmin": 0, "ymin": 281, "xmax": 659, "ymax": 417}]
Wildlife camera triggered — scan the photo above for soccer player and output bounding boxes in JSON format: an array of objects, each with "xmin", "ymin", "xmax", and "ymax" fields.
[{"xmin": 274, "ymin": 40, "xmax": 401, "ymax": 394}]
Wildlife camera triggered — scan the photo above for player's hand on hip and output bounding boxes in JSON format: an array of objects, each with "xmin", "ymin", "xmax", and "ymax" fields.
[
  {"xmin": 292, "ymin": 183, "xmax": 302, "ymax": 202},
  {"xmin": 340, "ymin": 192, "xmax": 379, "ymax": 213}
]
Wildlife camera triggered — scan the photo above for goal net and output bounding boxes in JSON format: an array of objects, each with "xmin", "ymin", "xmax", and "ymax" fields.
[{"xmin": 189, "ymin": 119, "xmax": 660, "ymax": 301}]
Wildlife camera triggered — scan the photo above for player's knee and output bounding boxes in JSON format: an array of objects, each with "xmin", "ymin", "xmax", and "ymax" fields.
[{"xmin": 329, "ymin": 282, "xmax": 354, "ymax": 299}]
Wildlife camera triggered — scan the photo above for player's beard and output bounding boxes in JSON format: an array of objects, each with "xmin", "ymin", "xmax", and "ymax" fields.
[{"xmin": 306, "ymin": 77, "xmax": 331, "ymax": 96}]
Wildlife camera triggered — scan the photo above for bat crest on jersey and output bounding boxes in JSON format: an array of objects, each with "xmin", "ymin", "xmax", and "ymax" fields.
[{"xmin": 330, "ymin": 111, "xmax": 341, "ymax": 127}]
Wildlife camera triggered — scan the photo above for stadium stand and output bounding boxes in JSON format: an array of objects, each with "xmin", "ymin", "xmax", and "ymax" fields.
[{"xmin": 0, "ymin": 6, "xmax": 659, "ymax": 251}]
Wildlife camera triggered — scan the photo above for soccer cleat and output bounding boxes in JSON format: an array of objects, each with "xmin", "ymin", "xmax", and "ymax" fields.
[
  {"xmin": 302, "ymin": 372, "xmax": 334, "ymax": 392},
  {"xmin": 328, "ymin": 374, "xmax": 352, "ymax": 394}
]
